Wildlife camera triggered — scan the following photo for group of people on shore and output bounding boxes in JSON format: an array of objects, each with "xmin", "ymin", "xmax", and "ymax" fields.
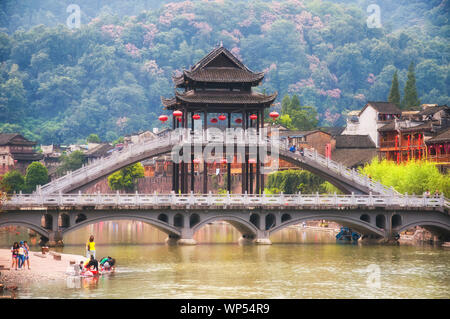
[{"xmin": 10, "ymin": 241, "xmax": 30, "ymax": 270}]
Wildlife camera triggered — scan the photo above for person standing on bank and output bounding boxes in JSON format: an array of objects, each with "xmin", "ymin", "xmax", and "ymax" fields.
[
  {"xmin": 86, "ymin": 235, "xmax": 96, "ymax": 259},
  {"xmin": 23, "ymin": 240, "xmax": 31, "ymax": 270}
]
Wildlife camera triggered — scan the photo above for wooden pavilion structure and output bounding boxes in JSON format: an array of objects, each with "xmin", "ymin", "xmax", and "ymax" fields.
[{"xmin": 162, "ymin": 45, "xmax": 277, "ymax": 194}]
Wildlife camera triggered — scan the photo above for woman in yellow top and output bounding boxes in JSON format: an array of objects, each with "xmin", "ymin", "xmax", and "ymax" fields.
[{"xmin": 86, "ymin": 235, "xmax": 96, "ymax": 259}]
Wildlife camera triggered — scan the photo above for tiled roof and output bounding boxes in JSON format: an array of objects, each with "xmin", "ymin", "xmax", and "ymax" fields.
[
  {"xmin": 85, "ymin": 143, "xmax": 114, "ymax": 157},
  {"xmin": 418, "ymin": 105, "xmax": 449, "ymax": 116},
  {"xmin": 335, "ymin": 135, "xmax": 376, "ymax": 148},
  {"xmin": 176, "ymin": 68, "xmax": 264, "ymax": 84},
  {"xmin": 11, "ymin": 152, "xmax": 44, "ymax": 161},
  {"xmin": 361, "ymin": 101, "xmax": 402, "ymax": 115},
  {"xmin": 319, "ymin": 126, "xmax": 345, "ymax": 137},
  {"xmin": 378, "ymin": 121, "xmax": 433, "ymax": 132},
  {"xmin": 279, "ymin": 130, "xmax": 330, "ymax": 138},
  {"xmin": 162, "ymin": 90, "xmax": 277, "ymax": 108},
  {"xmin": 426, "ymin": 127, "xmax": 450, "ymax": 144},
  {"xmin": 378, "ymin": 121, "xmax": 396, "ymax": 132},
  {"xmin": 0, "ymin": 133, "xmax": 36, "ymax": 146},
  {"xmin": 332, "ymin": 148, "xmax": 378, "ymax": 168},
  {"xmin": 173, "ymin": 46, "xmax": 264, "ymax": 86}
]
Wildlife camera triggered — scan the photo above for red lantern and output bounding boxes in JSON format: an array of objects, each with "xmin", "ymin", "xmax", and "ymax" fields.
[
  {"xmin": 269, "ymin": 111, "xmax": 279, "ymax": 119},
  {"xmin": 159, "ymin": 115, "xmax": 168, "ymax": 122},
  {"xmin": 192, "ymin": 114, "xmax": 201, "ymax": 120},
  {"xmin": 235, "ymin": 118, "xmax": 242, "ymax": 124},
  {"xmin": 249, "ymin": 114, "xmax": 257, "ymax": 120},
  {"xmin": 210, "ymin": 118, "xmax": 218, "ymax": 123},
  {"xmin": 218, "ymin": 115, "xmax": 227, "ymax": 121},
  {"xmin": 173, "ymin": 110, "xmax": 182, "ymax": 117}
]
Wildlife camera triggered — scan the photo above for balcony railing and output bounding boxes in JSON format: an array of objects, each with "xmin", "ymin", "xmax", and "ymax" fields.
[{"xmin": 379, "ymin": 140, "xmax": 425, "ymax": 149}]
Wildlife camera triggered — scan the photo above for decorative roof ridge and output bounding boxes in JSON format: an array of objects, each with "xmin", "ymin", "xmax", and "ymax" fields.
[{"xmin": 191, "ymin": 46, "xmax": 253, "ymax": 73}]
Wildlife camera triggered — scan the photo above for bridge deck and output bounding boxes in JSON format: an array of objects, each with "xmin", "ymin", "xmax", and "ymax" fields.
[
  {"xmin": 36, "ymin": 134, "xmax": 400, "ymax": 196},
  {"xmin": 3, "ymin": 193, "xmax": 448, "ymax": 211}
]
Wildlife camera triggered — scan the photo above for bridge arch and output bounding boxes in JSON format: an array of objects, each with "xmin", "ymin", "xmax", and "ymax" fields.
[
  {"xmin": 0, "ymin": 221, "xmax": 49, "ymax": 239},
  {"xmin": 59, "ymin": 213, "xmax": 70, "ymax": 228},
  {"xmin": 392, "ymin": 214, "xmax": 402, "ymax": 228},
  {"xmin": 191, "ymin": 215, "xmax": 259, "ymax": 237},
  {"xmin": 41, "ymin": 213, "xmax": 53, "ymax": 230},
  {"xmin": 61, "ymin": 215, "xmax": 181, "ymax": 238},
  {"xmin": 190, "ymin": 213, "xmax": 200, "ymax": 227},
  {"xmin": 250, "ymin": 213, "xmax": 260, "ymax": 229},
  {"xmin": 277, "ymin": 152, "xmax": 372, "ymax": 195},
  {"xmin": 281, "ymin": 213, "xmax": 292, "ymax": 223},
  {"xmin": 376, "ymin": 214, "xmax": 386, "ymax": 229},
  {"xmin": 268, "ymin": 214, "xmax": 385, "ymax": 238},
  {"xmin": 360, "ymin": 214, "xmax": 371, "ymax": 223},
  {"xmin": 395, "ymin": 220, "xmax": 450, "ymax": 236},
  {"xmin": 40, "ymin": 137, "xmax": 388, "ymax": 195},
  {"xmin": 157, "ymin": 213, "xmax": 168, "ymax": 223}
]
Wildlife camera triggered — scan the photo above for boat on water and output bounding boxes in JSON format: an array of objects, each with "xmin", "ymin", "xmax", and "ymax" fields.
[
  {"xmin": 336, "ymin": 227, "xmax": 360, "ymax": 242},
  {"xmin": 80, "ymin": 266, "xmax": 115, "ymax": 277}
]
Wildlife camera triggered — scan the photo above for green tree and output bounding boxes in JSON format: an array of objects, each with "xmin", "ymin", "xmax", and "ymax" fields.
[
  {"xmin": 359, "ymin": 159, "xmax": 449, "ymax": 197},
  {"xmin": 279, "ymin": 94, "xmax": 318, "ymax": 130},
  {"xmin": 402, "ymin": 62, "xmax": 420, "ymax": 110},
  {"xmin": 388, "ymin": 70, "xmax": 400, "ymax": 108},
  {"xmin": 24, "ymin": 162, "xmax": 49, "ymax": 193},
  {"xmin": 0, "ymin": 170, "xmax": 25, "ymax": 193},
  {"xmin": 86, "ymin": 133, "xmax": 101, "ymax": 143},
  {"xmin": 107, "ymin": 162, "xmax": 144, "ymax": 192},
  {"xmin": 57, "ymin": 150, "xmax": 86, "ymax": 175},
  {"xmin": 290, "ymin": 105, "xmax": 319, "ymax": 130},
  {"xmin": 281, "ymin": 95, "xmax": 291, "ymax": 115},
  {"xmin": 266, "ymin": 170, "xmax": 327, "ymax": 194}
]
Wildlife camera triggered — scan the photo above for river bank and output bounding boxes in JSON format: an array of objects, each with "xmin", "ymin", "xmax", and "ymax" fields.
[{"xmin": 0, "ymin": 248, "xmax": 86, "ymax": 295}]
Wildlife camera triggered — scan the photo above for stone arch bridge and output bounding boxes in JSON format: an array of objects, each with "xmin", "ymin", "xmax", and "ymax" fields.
[
  {"xmin": 37, "ymin": 134, "xmax": 396, "ymax": 196},
  {"xmin": 2, "ymin": 193, "xmax": 449, "ymax": 245}
]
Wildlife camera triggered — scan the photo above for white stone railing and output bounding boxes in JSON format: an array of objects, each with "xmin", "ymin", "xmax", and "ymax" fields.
[
  {"xmin": 3, "ymin": 192, "xmax": 448, "ymax": 210},
  {"xmin": 278, "ymin": 145, "xmax": 398, "ymax": 196},
  {"xmin": 39, "ymin": 135, "xmax": 176, "ymax": 195}
]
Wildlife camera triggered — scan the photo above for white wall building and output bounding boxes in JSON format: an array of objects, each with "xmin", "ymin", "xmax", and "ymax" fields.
[{"xmin": 342, "ymin": 102, "xmax": 402, "ymax": 147}]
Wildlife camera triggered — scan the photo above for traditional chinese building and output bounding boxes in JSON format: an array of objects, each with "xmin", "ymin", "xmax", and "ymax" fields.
[
  {"xmin": 162, "ymin": 45, "xmax": 277, "ymax": 194},
  {"xmin": 426, "ymin": 127, "xmax": 450, "ymax": 172},
  {"xmin": 342, "ymin": 101, "xmax": 402, "ymax": 147},
  {"xmin": 378, "ymin": 120, "xmax": 431, "ymax": 163},
  {"xmin": 0, "ymin": 133, "xmax": 43, "ymax": 175}
]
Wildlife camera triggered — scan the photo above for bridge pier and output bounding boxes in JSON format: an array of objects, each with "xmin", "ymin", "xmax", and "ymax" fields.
[
  {"xmin": 41, "ymin": 231, "xmax": 64, "ymax": 247},
  {"xmin": 255, "ymin": 238, "xmax": 272, "ymax": 245}
]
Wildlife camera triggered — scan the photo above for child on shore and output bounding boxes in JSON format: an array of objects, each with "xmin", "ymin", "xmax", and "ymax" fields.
[{"xmin": 11, "ymin": 242, "xmax": 19, "ymax": 270}]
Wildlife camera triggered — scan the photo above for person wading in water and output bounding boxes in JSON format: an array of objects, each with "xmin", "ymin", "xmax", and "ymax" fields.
[{"xmin": 86, "ymin": 235, "xmax": 96, "ymax": 259}]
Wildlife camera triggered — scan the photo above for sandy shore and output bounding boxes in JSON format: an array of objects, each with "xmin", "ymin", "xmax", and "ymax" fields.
[{"xmin": 0, "ymin": 248, "xmax": 86, "ymax": 289}]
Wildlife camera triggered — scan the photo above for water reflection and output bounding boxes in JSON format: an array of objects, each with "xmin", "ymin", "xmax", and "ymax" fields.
[{"xmin": 1, "ymin": 222, "xmax": 449, "ymax": 299}]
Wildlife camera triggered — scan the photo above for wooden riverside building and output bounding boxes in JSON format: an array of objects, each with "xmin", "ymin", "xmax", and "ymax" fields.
[{"xmin": 162, "ymin": 46, "xmax": 277, "ymax": 194}]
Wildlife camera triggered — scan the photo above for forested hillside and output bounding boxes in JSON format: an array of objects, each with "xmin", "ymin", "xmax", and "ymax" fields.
[{"xmin": 0, "ymin": 0, "xmax": 448, "ymax": 144}]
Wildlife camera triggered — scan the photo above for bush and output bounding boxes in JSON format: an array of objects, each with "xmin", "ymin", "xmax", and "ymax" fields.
[{"xmin": 359, "ymin": 159, "xmax": 450, "ymax": 197}]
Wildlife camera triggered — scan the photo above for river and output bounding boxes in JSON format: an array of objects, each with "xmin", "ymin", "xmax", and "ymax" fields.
[{"xmin": 1, "ymin": 221, "xmax": 449, "ymax": 299}]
